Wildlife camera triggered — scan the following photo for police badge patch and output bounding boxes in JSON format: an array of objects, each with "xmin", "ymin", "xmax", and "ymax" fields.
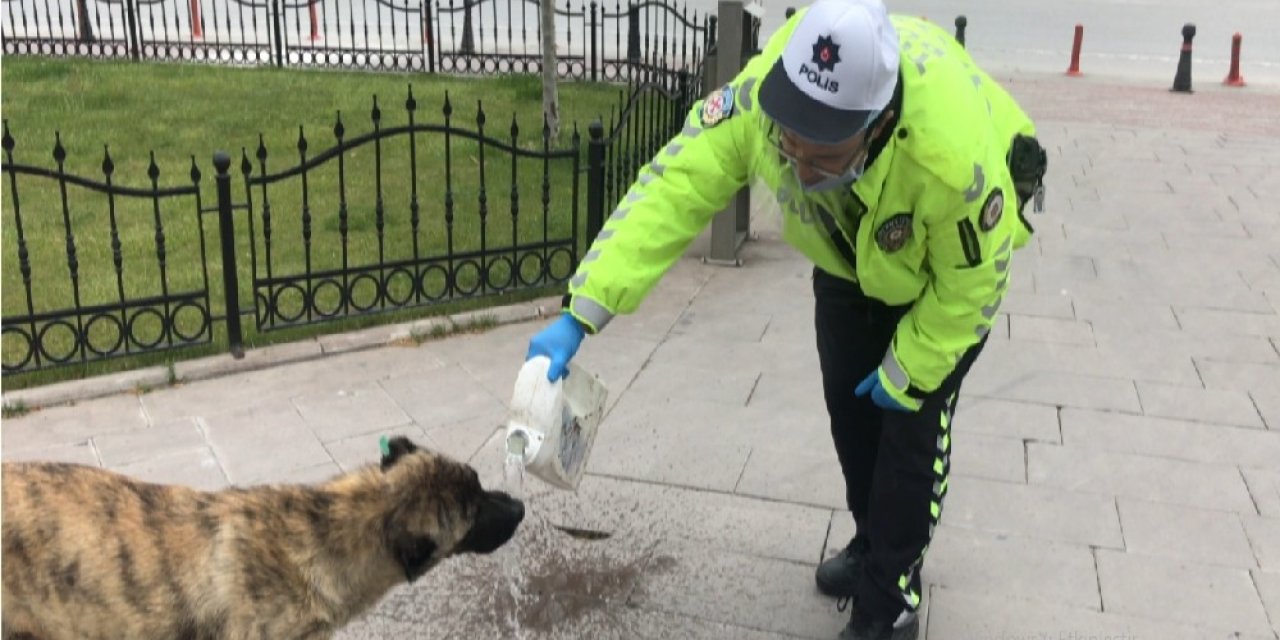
[
  {"xmin": 699, "ymin": 84, "xmax": 736, "ymax": 127},
  {"xmin": 979, "ymin": 188, "xmax": 1004, "ymax": 232},
  {"xmin": 875, "ymin": 213, "xmax": 914, "ymax": 252}
]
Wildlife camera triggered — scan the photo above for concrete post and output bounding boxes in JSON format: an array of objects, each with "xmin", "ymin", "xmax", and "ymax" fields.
[{"xmin": 704, "ymin": 0, "xmax": 752, "ymax": 266}]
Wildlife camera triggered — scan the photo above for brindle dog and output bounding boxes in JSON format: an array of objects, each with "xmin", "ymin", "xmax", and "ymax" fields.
[{"xmin": 1, "ymin": 436, "xmax": 524, "ymax": 640}]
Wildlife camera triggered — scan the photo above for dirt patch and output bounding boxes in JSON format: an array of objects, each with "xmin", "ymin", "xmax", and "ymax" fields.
[{"xmin": 433, "ymin": 512, "xmax": 676, "ymax": 636}]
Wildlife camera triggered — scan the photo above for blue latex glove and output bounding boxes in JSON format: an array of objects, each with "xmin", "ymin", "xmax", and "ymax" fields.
[
  {"xmin": 527, "ymin": 312, "xmax": 586, "ymax": 381},
  {"xmin": 855, "ymin": 369, "xmax": 914, "ymax": 412}
]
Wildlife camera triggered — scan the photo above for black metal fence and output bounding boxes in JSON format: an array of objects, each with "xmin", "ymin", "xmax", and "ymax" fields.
[
  {"xmin": 1, "ymin": 68, "xmax": 718, "ymax": 374},
  {"xmin": 1, "ymin": 123, "xmax": 218, "ymax": 372},
  {"xmin": 1, "ymin": 0, "xmax": 714, "ymax": 78},
  {"xmin": 0, "ymin": 90, "xmax": 593, "ymax": 373}
]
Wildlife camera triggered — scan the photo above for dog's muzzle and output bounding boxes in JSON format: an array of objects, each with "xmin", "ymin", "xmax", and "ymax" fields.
[{"xmin": 458, "ymin": 490, "xmax": 525, "ymax": 554}]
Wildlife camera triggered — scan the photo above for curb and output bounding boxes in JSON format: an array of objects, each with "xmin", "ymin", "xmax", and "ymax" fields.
[{"xmin": 2, "ymin": 296, "xmax": 563, "ymax": 413}]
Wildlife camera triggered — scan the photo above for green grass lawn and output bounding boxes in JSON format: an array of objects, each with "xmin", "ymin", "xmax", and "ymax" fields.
[{"xmin": 1, "ymin": 57, "xmax": 634, "ymax": 389}]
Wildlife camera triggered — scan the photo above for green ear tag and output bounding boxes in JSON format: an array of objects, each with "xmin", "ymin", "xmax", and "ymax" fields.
[{"xmin": 379, "ymin": 435, "xmax": 391, "ymax": 457}]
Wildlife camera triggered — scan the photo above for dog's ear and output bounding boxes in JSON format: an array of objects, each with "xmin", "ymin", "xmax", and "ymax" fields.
[
  {"xmin": 380, "ymin": 436, "xmax": 419, "ymax": 471},
  {"xmin": 389, "ymin": 533, "xmax": 438, "ymax": 583}
]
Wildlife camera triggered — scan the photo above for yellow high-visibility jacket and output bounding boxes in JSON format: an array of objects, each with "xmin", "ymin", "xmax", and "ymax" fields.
[{"xmin": 564, "ymin": 11, "xmax": 1039, "ymax": 408}]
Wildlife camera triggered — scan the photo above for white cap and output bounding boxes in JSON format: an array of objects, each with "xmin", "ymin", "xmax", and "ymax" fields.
[{"xmin": 758, "ymin": 0, "xmax": 900, "ymax": 144}]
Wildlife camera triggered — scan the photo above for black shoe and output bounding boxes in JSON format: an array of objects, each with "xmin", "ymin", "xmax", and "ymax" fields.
[
  {"xmin": 815, "ymin": 538, "xmax": 866, "ymax": 598},
  {"xmin": 837, "ymin": 610, "xmax": 919, "ymax": 640}
]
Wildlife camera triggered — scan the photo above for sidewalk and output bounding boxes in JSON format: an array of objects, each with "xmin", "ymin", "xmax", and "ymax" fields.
[{"xmin": 3, "ymin": 72, "xmax": 1279, "ymax": 639}]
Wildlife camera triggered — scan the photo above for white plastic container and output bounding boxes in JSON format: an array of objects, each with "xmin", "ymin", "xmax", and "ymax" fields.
[{"xmin": 505, "ymin": 356, "xmax": 608, "ymax": 491}]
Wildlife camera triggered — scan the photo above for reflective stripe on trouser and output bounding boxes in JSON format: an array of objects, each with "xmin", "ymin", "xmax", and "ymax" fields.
[
  {"xmin": 852, "ymin": 339, "xmax": 987, "ymax": 623},
  {"xmin": 894, "ymin": 391, "xmax": 957, "ymax": 612}
]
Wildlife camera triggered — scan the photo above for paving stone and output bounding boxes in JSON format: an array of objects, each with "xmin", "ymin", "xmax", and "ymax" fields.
[
  {"xmin": 622, "ymin": 357, "xmax": 762, "ymax": 408},
  {"xmin": 950, "ymin": 432, "xmax": 1026, "ymax": 484},
  {"xmin": 586, "ymin": 397, "xmax": 753, "ymax": 492},
  {"xmin": 1070, "ymin": 298, "xmax": 1180, "ymax": 333},
  {"xmin": 1253, "ymin": 390, "xmax": 1280, "ymax": 431},
  {"xmin": 1177, "ymin": 308, "xmax": 1280, "ymax": 339},
  {"xmin": 734, "ymin": 442, "xmax": 845, "ymax": 510},
  {"xmin": 143, "ymin": 360, "xmax": 342, "ymax": 423},
  {"xmin": 1241, "ymin": 515, "xmax": 1280, "ymax": 573},
  {"xmin": 1242, "ymin": 468, "xmax": 1280, "ymax": 517},
  {"xmin": 1116, "ymin": 498, "xmax": 1257, "ymax": 569},
  {"xmin": 952, "ymin": 396, "xmax": 1061, "ymax": 443},
  {"xmin": 336, "ymin": 606, "xmax": 797, "ymax": 640},
  {"xmin": 420, "ymin": 322, "xmax": 551, "ymax": 407},
  {"xmin": 670, "ymin": 309, "xmax": 772, "ymax": 343},
  {"xmin": 978, "ymin": 370, "xmax": 1141, "ymax": 413},
  {"xmin": 291, "ymin": 383, "xmax": 414, "ymax": 443},
  {"xmin": 1, "ymin": 393, "xmax": 148, "ymax": 451},
  {"xmin": 428, "ymin": 410, "xmax": 509, "ymax": 464},
  {"xmin": 644, "ymin": 330, "xmax": 776, "ymax": 379},
  {"xmin": 358, "ymin": 518, "xmax": 658, "ymax": 637},
  {"xmin": 1095, "ymin": 325, "xmax": 1280, "ymax": 366},
  {"xmin": 1136, "ymin": 381, "xmax": 1266, "ymax": 429},
  {"xmin": 1027, "ymin": 443, "xmax": 1256, "ymax": 513},
  {"xmin": 926, "ymin": 585, "xmax": 1274, "ymax": 640},
  {"xmin": 1198, "ymin": 359, "xmax": 1280, "ymax": 396},
  {"xmin": 1, "ymin": 440, "xmax": 100, "ymax": 467},
  {"xmin": 572, "ymin": 333, "xmax": 661, "ymax": 413},
  {"xmin": 1059, "ymin": 408, "xmax": 1280, "ymax": 470},
  {"xmin": 925, "ymin": 525, "xmax": 1100, "ymax": 611},
  {"xmin": 943, "ymin": 475, "xmax": 1124, "ymax": 549},
  {"xmin": 314, "ymin": 322, "xmax": 402, "ymax": 354},
  {"xmin": 998, "ymin": 292, "xmax": 1076, "ymax": 319},
  {"xmin": 257, "ymin": 461, "xmax": 344, "ymax": 486},
  {"xmin": 1096, "ymin": 548, "xmax": 1273, "ymax": 636},
  {"xmin": 378, "ymin": 363, "xmax": 508, "ymax": 429},
  {"xmin": 1008, "ymin": 315, "xmax": 1096, "ymax": 346},
  {"xmin": 172, "ymin": 341, "xmax": 323, "ymax": 385},
  {"xmin": 1030, "ymin": 255, "xmax": 1099, "ymax": 294},
  {"xmin": 109, "ymin": 447, "xmax": 228, "ymax": 492},
  {"xmin": 1252, "ymin": 570, "xmax": 1280, "ymax": 638},
  {"xmin": 299, "ymin": 342, "xmax": 448, "ymax": 385},
  {"xmin": 324, "ymin": 424, "xmax": 432, "ymax": 473},
  {"xmin": 92, "ymin": 418, "xmax": 207, "ymax": 467},
  {"xmin": 532, "ymin": 475, "xmax": 832, "ymax": 566},
  {"xmin": 970, "ymin": 338, "xmax": 1201, "ymax": 396},
  {"xmin": 629, "ymin": 542, "xmax": 847, "ymax": 639},
  {"xmin": 199, "ymin": 402, "xmax": 333, "ymax": 484}
]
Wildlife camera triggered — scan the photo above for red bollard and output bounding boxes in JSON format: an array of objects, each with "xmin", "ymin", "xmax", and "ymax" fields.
[
  {"xmin": 1224, "ymin": 32, "xmax": 1246, "ymax": 87},
  {"xmin": 190, "ymin": 0, "xmax": 203, "ymax": 39},
  {"xmin": 309, "ymin": 1, "xmax": 320, "ymax": 41},
  {"xmin": 1065, "ymin": 24, "xmax": 1084, "ymax": 76}
]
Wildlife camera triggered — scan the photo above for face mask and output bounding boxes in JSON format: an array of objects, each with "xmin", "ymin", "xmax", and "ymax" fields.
[{"xmin": 794, "ymin": 153, "xmax": 867, "ymax": 193}]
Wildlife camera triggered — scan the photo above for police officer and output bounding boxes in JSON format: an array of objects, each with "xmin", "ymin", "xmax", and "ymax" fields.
[{"xmin": 526, "ymin": 0, "xmax": 1044, "ymax": 638}]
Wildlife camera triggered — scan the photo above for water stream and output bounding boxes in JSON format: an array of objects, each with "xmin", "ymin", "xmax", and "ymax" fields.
[{"xmin": 501, "ymin": 435, "xmax": 530, "ymax": 639}]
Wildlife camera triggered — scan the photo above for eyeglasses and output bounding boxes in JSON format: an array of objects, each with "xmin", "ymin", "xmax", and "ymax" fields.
[{"xmin": 769, "ymin": 127, "xmax": 868, "ymax": 179}]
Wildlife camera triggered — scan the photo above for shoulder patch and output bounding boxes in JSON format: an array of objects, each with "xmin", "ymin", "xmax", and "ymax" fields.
[
  {"xmin": 979, "ymin": 188, "xmax": 1003, "ymax": 232},
  {"xmin": 875, "ymin": 213, "xmax": 914, "ymax": 252},
  {"xmin": 699, "ymin": 84, "xmax": 736, "ymax": 128}
]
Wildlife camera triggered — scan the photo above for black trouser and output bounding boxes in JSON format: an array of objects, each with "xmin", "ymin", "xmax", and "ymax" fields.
[{"xmin": 813, "ymin": 267, "xmax": 987, "ymax": 622}]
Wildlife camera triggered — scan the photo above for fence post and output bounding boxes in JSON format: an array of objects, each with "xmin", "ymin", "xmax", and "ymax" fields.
[
  {"xmin": 77, "ymin": 0, "xmax": 96, "ymax": 42},
  {"xmin": 589, "ymin": 1, "xmax": 599, "ymax": 82},
  {"xmin": 703, "ymin": 0, "xmax": 749, "ymax": 267},
  {"xmin": 425, "ymin": 0, "xmax": 437, "ymax": 73},
  {"xmin": 626, "ymin": 3, "xmax": 640, "ymax": 62},
  {"xmin": 271, "ymin": 0, "xmax": 286, "ymax": 67},
  {"xmin": 213, "ymin": 152, "xmax": 245, "ymax": 358},
  {"xmin": 585, "ymin": 120, "xmax": 607, "ymax": 246},
  {"xmin": 461, "ymin": 0, "xmax": 475, "ymax": 54},
  {"xmin": 124, "ymin": 0, "xmax": 142, "ymax": 60}
]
